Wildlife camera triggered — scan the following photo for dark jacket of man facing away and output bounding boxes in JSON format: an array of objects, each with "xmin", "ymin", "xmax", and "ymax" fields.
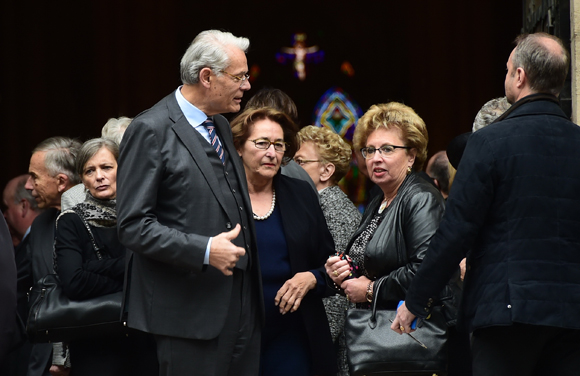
[{"xmin": 396, "ymin": 32, "xmax": 580, "ymax": 376}]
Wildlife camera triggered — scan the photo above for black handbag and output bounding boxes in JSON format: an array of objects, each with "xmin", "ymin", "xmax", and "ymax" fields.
[
  {"xmin": 26, "ymin": 212, "xmax": 124, "ymax": 343},
  {"xmin": 27, "ymin": 275, "xmax": 123, "ymax": 343},
  {"xmin": 345, "ymin": 278, "xmax": 449, "ymax": 376}
]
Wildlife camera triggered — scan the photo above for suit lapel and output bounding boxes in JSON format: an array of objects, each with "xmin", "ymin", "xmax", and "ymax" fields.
[
  {"xmin": 214, "ymin": 115, "xmax": 255, "ymax": 219},
  {"xmin": 167, "ymin": 98, "xmax": 230, "ymax": 215}
]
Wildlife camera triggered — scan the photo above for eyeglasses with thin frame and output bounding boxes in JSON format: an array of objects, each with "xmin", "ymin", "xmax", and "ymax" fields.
[
  {"xmin": 248, "ymin": 138, "xmax": 287, "ymax": 153},
  {"xmin": 294, "ymin": 158, "xmax": 322, "ymax": 166},
  {"xmin": 361, "ymin": 145, "xmax": 410, "ymax": 159},
  {"xmin": 221, "ymin": 70, "xmax": 250, "ymax": 87}
]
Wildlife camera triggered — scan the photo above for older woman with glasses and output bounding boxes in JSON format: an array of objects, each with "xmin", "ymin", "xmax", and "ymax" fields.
[
  {"xmin": 232, "ymin": 107, "xmax": 337, "ymax": 376},
  {"xmin": 325, "ymin": 103, "xmax": 459, "ymax": 374}
]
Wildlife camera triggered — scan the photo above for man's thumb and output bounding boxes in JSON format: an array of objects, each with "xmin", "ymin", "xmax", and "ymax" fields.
[{"xmin": 224, "ymin": 223, "xmax": 241, "ymax": 240}]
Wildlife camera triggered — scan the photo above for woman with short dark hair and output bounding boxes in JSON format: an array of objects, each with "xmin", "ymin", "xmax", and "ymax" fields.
[
  {"xmin": 54, "ymin": 138, "xmax": 158, "ymax": 376},
  {"xmin": 232, "ymin": 108, "xmax": 337, "ymax": 376}
]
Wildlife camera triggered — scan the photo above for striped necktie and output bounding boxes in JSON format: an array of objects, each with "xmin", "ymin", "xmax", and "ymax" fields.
[{"xmin": 203, "ymin": 118, "xmax": 225, "ymax": 164}]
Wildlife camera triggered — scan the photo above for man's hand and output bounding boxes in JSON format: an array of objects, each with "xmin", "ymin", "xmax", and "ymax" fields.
[
  {"xmin": 391, "ymin": 301, "xmax": 417, "ymax": 334},
  {"xmin": 49, "ymin": 365, "xmax": 70, "ymax": 376},
  {"xmin": 209, "ymin": 224, "xmax": 246, "ymax": 276},
  {"xmin": 275, "ymin": 272, "xmax": 317, "ymax": 314},
  {"xmin": 459, "ymin": 258, "xmax": 467, "ymax": 281}
]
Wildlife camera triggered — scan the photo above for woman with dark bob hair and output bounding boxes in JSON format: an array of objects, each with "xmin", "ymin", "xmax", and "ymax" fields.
[
  {"xmin": 54, "ymin": 138, "xmax": 158, "ymax": 375},
  {"xmin": 325, "ymin": 103, "xmax": 459, "ymax": 374},
  {"xmin": 231, "ymin": 107, "xmax": 337, "ymax": 375}
]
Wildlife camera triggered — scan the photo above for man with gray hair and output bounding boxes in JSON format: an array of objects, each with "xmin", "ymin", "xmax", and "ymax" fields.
[
  {"xmin": 117, "ymin": 30, "xmax": 262, "ymax": 375},
  {"xmin": 24, "ymin": 136, "xmax": 81, "ymax": 376},
  {"xmin": 394, "ymin": 33, "xmax": 580, "ymax": 375}
]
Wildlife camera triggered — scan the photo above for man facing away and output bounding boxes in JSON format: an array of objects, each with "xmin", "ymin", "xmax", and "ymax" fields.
[
  {"xmin": 116, "ymin": 30, "xmax": 263, "ymax": 376},
  {"xmin": 393, "ymin": 32, "xmax": 580, "ymax": 376},
  {"xmin": 24, "ymin": 137, "xmax": 81, "ymax": 376}
]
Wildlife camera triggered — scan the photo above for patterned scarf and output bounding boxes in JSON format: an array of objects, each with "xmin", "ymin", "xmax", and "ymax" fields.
[{"xmin": 69, "ymin": 192, "xmax": 117, "ymax": 228}]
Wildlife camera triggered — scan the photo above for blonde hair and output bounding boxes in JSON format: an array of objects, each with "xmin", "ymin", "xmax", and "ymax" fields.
[
  {"xmin": 353, "ymin": 102, "xmax": 428, "ymax": 170},
  {"xmin": 297, "ymin": 126, "xmax": 352, "ymax": 184}
]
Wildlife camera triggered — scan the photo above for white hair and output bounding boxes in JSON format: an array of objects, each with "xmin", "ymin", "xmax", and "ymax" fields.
[
  {"xmin": 180, "ymin": 30, "xmax": 249, "ymax": 85},
  {"xmin": 101, "ymin": 117, "xmax": 132, "ymax": 145},
  {"xmin": 472, "ymin": 97, "xmax": 511, "ymax": 132}
]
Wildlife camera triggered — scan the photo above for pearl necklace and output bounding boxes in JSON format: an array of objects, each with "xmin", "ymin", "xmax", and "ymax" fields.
[{"xmin": 253, "ymin": 189, "xmax": 276, "ymax": 220}]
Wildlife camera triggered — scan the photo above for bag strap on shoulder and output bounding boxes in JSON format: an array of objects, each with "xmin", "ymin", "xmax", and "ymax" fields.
[{"xmin": 56, "ymin": 210, "xmax": 103, "ymax": 260}]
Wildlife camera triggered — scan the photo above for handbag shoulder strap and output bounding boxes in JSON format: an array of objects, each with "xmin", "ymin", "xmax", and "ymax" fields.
[{"xmin": 56, "ymin": 210, "xmax": 103, "ymax": 260}]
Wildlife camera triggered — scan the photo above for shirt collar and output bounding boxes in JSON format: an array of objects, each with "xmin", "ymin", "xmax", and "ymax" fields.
[{"xmin": 175, "ymin": 86, "xmax": 210, "ymax": 126}]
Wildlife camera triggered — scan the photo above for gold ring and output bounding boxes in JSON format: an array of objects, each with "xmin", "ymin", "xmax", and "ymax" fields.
[
  {"xmin": 333, "ymin": 270, "xmax": 339, "ymax": 277},
  {"xmin": 400, "ymin": 325, "xmax": 405, "ymax": 332},
  {"xmin": 346, "ymin": 294, "xmax": 350, "ymax": 301}
]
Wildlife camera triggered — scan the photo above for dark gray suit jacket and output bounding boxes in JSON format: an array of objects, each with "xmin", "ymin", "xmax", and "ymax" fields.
[{"xmin": 117, "ymin": 92, "xmax": 263, "ymax": 340}]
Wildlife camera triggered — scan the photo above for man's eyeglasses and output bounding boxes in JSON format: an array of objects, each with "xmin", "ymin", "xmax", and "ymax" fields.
[
  {"xmin": 248, "ymin": 138, "xmax": 287, "ymax": 153},
  {"xmin": 221, "ymin": 70, "xmax": 250, "ymax": 87},
  {"xmin": 294, "ymin": 158, "xmax": 322, "ymax": 166},
  {"xmin": 361, "ymin": 145, "xmax": 410, "ymax": 159}
]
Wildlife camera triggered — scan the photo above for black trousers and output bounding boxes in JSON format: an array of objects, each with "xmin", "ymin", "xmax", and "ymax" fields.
[
  {"xmin": 69, "ymin": 329, "xmax": 158, "ymax": 376},
  {"xmin": 26, "ymin": 343, "xmax": 51, "ymax": 376},
  {"xmin": 155, "ymin": 269, "xmax": 261, "ymax": 376},
  {"xmin": 471, "ymin": 323, "xmax": 580, "ymax": 376}
]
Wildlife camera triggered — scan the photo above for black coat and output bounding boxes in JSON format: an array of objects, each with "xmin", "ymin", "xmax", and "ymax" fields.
[
  {"xmin": 54, "ymin": 213, "xmax": 125, "ymax": 300},
  {"xmin": 272, "ymin": 173, "xmax": 337, "ymax": 375},
  {"xmin": 0, "ymin": 216, "xmax": 18, "ymax": 365},
  {"xmin": 347, "ymin": 173, "xmax": 448, "ymax": 308},
  {"xmin": 406, "ymin": 96, "xmax": 580, "ymax": 332},
  {"xmin": 24, "ymin": 208, "xmax": 59, "ymax": 376}
]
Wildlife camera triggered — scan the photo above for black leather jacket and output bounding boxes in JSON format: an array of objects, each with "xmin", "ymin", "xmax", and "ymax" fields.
[{"xmin": 347, "ymin": 173, "xmax": 458, "ymax": 316}]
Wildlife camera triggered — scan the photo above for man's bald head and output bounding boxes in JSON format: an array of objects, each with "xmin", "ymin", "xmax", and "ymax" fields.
[{"xmin": 511, "ymin": 33, "xmax": 569, "ymax": 97}]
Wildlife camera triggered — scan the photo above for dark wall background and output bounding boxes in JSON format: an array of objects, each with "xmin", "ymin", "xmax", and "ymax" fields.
[{"xmin": 1, "ymin": 1, "xmax": 521, "ymax": 192}]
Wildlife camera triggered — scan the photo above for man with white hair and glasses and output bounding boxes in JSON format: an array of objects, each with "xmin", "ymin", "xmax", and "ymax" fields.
[{"xmin": 117, "ymin": 30, "xmax": 263, "ymax": 376}]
